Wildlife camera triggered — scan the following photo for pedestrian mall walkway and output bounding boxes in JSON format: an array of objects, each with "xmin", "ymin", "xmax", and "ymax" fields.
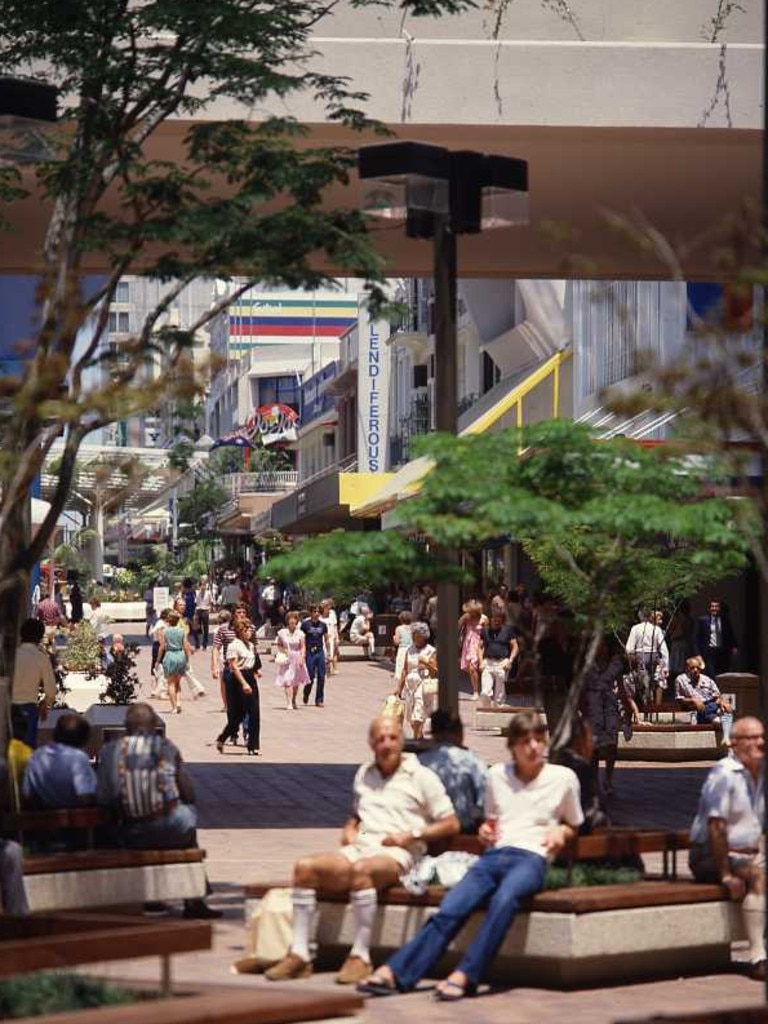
[{"xmin": 83, "ymin": 625, "xmax": 762, "ymax": 1023}]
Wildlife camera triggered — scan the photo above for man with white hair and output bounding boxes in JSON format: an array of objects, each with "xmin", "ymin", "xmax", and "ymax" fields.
[
  {"xmin": 349, "ymin": 606, "xmax": 376, "ymax": 658},
  {"xmin": 265, "ymin": 716, "xmax": 459, "ymax": 985},
  {"xmin": 689, "ymin": 715, "xmax": 765, "ymax": 979}
]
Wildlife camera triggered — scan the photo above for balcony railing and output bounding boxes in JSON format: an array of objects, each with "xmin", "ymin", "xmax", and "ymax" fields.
[
  {"xmin": 223, "ymin": 471, "xmax": 298, "ymax": 496},
  {"xmin": 389, "ymin": 395, "xmax": 431, "ymax": 467}
]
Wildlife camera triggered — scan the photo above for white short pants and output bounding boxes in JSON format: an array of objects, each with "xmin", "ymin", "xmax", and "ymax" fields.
[{"xmin": 339, "ymin": 842, "xmax": 416, "ymax": 873}]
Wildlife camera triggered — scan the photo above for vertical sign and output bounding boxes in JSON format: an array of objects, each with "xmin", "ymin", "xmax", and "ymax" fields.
[{"xmin": 356, "ymin": 307, "xmax": 390, "ymax": 472}]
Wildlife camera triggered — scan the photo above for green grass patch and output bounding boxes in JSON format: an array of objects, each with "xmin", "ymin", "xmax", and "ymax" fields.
[
  {"xmin": 0, "ymin": 972, "xmax": 138, "ymax": 1018},
  {"xmin": 545, "ymin": 864, "xmax": 643, "ymax": 889}
]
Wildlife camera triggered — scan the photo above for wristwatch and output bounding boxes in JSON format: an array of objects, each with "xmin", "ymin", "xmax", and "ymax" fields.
[{"xmin": 410, "ymin": 828, "xmax": 424, "ymax": 842}]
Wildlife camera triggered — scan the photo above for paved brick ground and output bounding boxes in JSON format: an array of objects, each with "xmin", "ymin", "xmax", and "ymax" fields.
[{"xmin": 79, "ymin": 625, "xmax": 762, "ymax": 1022}]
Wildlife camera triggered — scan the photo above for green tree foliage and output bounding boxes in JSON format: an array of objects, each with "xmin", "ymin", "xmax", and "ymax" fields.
[
  {"xmin": 261, "ymin": 529, "xmax": 463, "ymax": 605},
  {"xmin": 0, "ymin": 0, "xmax": 473, "ymax": 667},
  {"xmin": 405, "ymin": 421, "xmax": 750, "ymax": 632},
  {"xmin": 101, "ymin": 644, "xmax": 141, "ymax": 705},
  {"xmin": 62, "ymin": 621, "xmax": 102, "ymax": 673}
]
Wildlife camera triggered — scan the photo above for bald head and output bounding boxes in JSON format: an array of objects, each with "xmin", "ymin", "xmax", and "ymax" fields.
[
  {"xmin": 125, "ymin": 702, "xmax": 156, "ymax": 734},
  {"xmin": 368, "ymin": 716, "xmax": 404, "ymax": 777},
  {"xmin": 731, "ymin": 716, "xmax": 763, "ymax": 740}
]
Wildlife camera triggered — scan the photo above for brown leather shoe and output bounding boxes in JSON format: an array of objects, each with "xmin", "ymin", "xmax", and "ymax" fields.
[
  {"xmin": 747, "ymin": 960, "xmax": 767, "ymax": 981},
  {"xmin": 336, "ymin": 955, "xmax": 373, "ymax": 985},
  {"xmin": 264, "ymin": 953, "xmax": 313, "ymax": 981}
]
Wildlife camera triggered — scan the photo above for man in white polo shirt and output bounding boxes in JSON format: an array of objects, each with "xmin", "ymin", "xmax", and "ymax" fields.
[
  {"xmin": 358, "ymin": 711, "xmax": 583, "ymax": 1000},
  {"xmin": 265, "ymin": 716, "xmax": 459, "ymax": 986}
]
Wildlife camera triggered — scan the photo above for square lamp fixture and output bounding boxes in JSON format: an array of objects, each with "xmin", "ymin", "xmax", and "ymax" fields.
[
  {"xmin": 0, "ymin": 76, "xmax": 57, "ymax": 165},
  {"xmin": 0, "ymin": 76, "xmax": 57, "ymax": 126},
  {"xmin": 359, "ymin": 141, "xmax": 450, "ymax": 237},
  {"xmin": 480, "ymin": 154, "xmax": 529, "ymax": 230}
]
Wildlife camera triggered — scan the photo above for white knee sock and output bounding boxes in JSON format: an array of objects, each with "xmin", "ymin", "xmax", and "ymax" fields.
[
  {"xmin": 743, "ymin": 892, "xmax": 766, "ymax": 964},
  {"xmin": 349, "ymin": 887, "xmax": 377, "ymax": 963},
  {"xmin": 290, "ymin": 888, "xmax": 317, "ymax": 962}
]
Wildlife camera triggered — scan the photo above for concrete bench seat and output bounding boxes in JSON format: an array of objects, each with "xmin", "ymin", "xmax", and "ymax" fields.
[
  {"xmin": 244, "ymin": 877, "xmax": 733, "ymax": 988},
  {"xmin": 23, "ymin": 848, "xmax": 208, "ymax": 912},
  {"xmin": 618, "ymin": 722, "xmax": 727, "ymax": 761},
  {"xmin": 472, "ymin": 704, "xmax": 544, "ymax": 731}
]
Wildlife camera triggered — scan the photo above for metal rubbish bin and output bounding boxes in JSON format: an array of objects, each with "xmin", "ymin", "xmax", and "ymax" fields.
[{"xmin": 374, "ymin": 614, "xmax": 399, "ymax": 652}]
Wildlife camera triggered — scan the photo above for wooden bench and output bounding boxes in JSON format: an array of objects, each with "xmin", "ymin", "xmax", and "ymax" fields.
[
  {"xmin": 3, "ymin": 806, "xmax": 114, "ymax": 849},
  {"xmin": 243, "ymin": 831, "xmax": 726, "ymax": 989},
  {"xmin": 244, "ymin": 878, "xmax": 734, "ymax": 987},
  {"xmin": 25, "ymin": 986, "xmax": 365, "ymax": 1024},
  {"xmin": 619, "ymin": 1011, "xmax": 768, "ymax": 1024},
  {"xmin": 23, "ymin": 848, "xmax": 208, "ymax": 912},
  {"xmin": 0, "ymin": 913, "xmax": 212, "ymax": 995}
]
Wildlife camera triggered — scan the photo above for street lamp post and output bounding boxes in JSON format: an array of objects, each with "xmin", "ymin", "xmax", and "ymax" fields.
[{"xmin": 358, "ymin": 141, "xmax": 528, "ymax": 715}]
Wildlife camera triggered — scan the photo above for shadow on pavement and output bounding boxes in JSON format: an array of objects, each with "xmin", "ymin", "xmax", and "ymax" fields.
[{"xmin": 191, "ymin": 762, "xmax": 356, "ymax": 828}]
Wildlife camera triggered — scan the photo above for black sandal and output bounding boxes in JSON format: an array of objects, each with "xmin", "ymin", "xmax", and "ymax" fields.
[
  {"xmin": 434, "ymin": 978, "xmax": 476, "ymax": 1001},
  {"xmin": 356, "ymin": 973, "xmax": 398, "ymax": 997}
]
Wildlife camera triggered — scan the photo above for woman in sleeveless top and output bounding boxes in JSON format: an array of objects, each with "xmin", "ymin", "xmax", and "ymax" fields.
[
  {"xmin": 393, "ymin": 609, "xmax": 413, "ymax": 684},
  {"xmin": 158, "ymin": 610, "xmax": 191, "ymax": 714}
]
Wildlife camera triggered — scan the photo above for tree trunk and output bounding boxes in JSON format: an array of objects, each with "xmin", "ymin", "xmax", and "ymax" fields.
[{"xmin": 0, "ymin": 494, "xmax": 31, "ymax": 684}]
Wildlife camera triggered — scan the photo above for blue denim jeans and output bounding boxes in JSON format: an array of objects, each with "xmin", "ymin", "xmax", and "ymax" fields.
[
  {"xmin": 387, "ymin": 846, "xmax": 547, "ymax": 988},
  {"xmin": 121, "ymin": 802, "xmax": 198, "ymax": 850},
  {"xmin": 306, "ymin": 649, "xmax": 326, "ymax": 704}
]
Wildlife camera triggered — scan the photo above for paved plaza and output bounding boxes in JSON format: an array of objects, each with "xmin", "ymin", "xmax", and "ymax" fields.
[{"xmin": 83, "ymin": 625, "xmax": 762, "ymax": 1022}]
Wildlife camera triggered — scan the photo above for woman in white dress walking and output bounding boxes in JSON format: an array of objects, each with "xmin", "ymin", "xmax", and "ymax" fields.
[{"xmin": 275, "ymin": 611, "xmax": 310, "ymax": 710}]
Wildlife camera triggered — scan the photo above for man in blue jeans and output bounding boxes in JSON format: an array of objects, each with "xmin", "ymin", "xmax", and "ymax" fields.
[
  {"xmin": 301, "ymin": 605, "xmax": 329, "ymax": 707},
  {"xmin": 357, "ymin": 711, "xmax": 583, "ymax": 1000}
]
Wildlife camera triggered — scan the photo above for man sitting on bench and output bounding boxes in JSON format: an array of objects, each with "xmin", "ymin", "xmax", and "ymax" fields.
[
  {"xmin": 96, "ymin": 702, "xmax": 221, "ymax": 919},
  {"xmin": 23, "ymin": 713, "xmax": 96, "ymax": 810},
  {"xmin": 265, "ymin": 716, "xmax": 459, "ymax": 986},
  {"xmin": 348, "ymin": 607, "xmax": 376, "ymax": 659},
  {"xmin": 689, "ymin": 715, "xmax": 765, "ymax": 980},
  {"xmin": 358, "ymin": 711, "xmax": 582, "ymax": 1001},
  {"xmin": 675, "ymin": 655, "xmax": 733, "ymax": 743}
]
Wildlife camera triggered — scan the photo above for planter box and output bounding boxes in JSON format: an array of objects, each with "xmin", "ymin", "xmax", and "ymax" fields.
[{"xmin": 13, "ymin": 986, "xmax": 364, "ymax": 1024}]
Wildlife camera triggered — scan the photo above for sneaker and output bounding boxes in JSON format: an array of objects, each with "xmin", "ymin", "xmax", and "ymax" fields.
[
  {"xmin": 336, "ymin": 955, "xmax": 372, "ymax": 986},
  {"xmin": 182, "ymin": 900, "xmax": 223, "ymax": 919},
  {"xmin": 265, "ymin": 953, "xmax": 313, "ymax": 981}
]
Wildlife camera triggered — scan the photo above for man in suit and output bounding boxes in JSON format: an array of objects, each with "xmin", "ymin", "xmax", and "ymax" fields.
[{"xmin": 697, "ymin": 599, "xmax": 737, "ymax": 680}]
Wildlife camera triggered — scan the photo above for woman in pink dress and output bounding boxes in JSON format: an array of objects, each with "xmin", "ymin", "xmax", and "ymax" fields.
[
  {"xmin": 459, "ymin": 599, "xmax": 485, "ymax": 701},
  {"xmin": 275, "ymin": 611, "xmax": 310, "ymax": 710}
]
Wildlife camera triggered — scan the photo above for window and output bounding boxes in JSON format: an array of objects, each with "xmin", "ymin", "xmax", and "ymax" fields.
[
  {"xmin": 258, "ymin": 375, "xmax": 300, "ymax": 410},
  {"xmin": 115, "ymin": 281, "xmax": 130, "ymax": 303},
  {"xmin": 108, "ymin": 311, "xmax": 130, "ymax": 334}
]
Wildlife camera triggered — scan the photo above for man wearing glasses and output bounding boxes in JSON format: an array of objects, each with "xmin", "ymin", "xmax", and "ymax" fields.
[{"xmin": 689, "ymin": 716, "xmax": 765, "ymax": 979}]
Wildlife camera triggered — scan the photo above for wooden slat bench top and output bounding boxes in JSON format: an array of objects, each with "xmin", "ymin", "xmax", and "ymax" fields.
[
  {"xmin": 0, "ymin": 914, "xmax": 211, "ymax": 977},
  {"xmin": 24, "ymin": 848, "xmax": 205, "ymax": 876},
  {"xmin": 244, "ymin": 879, "xmax": 726, "ymax": 913},
  {"xmin": 475, "ymin": 705, "xmax": 543, "ymax": 714},
  {"xmin": 23, "ymin": 987, "xmax": 365, "ymax": 1024},
  {"xmin": 430, "ymin": 829, "xmax": 689, "ymax": 860},
  {"xmin": 3, "ymin": 807, "xmax": 113, "ymax": 832},
  {"xmin": 632, "ymin": 723, "xmax": 716, "ymax": 732}
]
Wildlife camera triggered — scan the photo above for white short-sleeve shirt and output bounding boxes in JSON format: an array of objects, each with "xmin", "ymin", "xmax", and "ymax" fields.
[
  {"xmin": 352, "ymin": 753, "xmax": 455, "ymax": 848},
  {"xmin": 485, "ymin": 761, "xmax": 584, "ymax": 860},
  {"xmin": 690, "ymin": 755, "xmax": 763, "ymax": 852},
  {"xmin": 227, "ymin": 638, "xmax": 256, "ymax": 670}
]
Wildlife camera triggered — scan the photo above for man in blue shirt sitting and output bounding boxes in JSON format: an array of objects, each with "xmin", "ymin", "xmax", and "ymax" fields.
[
  {"xmin": 417, "ymin": 711, "xmax": 488, "ymax": 834},
  {"xmin": 23, "ymin": 713, "xmax": 96, "ymax": 809}
]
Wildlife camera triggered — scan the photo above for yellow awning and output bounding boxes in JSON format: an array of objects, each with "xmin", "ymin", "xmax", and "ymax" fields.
[{"xmin": 351, "ymin": 349, "xmax": 571, "ymax": 518}]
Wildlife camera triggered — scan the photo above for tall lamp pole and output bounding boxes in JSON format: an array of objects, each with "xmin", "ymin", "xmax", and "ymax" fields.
[{"xmin": 358, "ymin": 142, "xmax": 528, "ymax": 715}]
